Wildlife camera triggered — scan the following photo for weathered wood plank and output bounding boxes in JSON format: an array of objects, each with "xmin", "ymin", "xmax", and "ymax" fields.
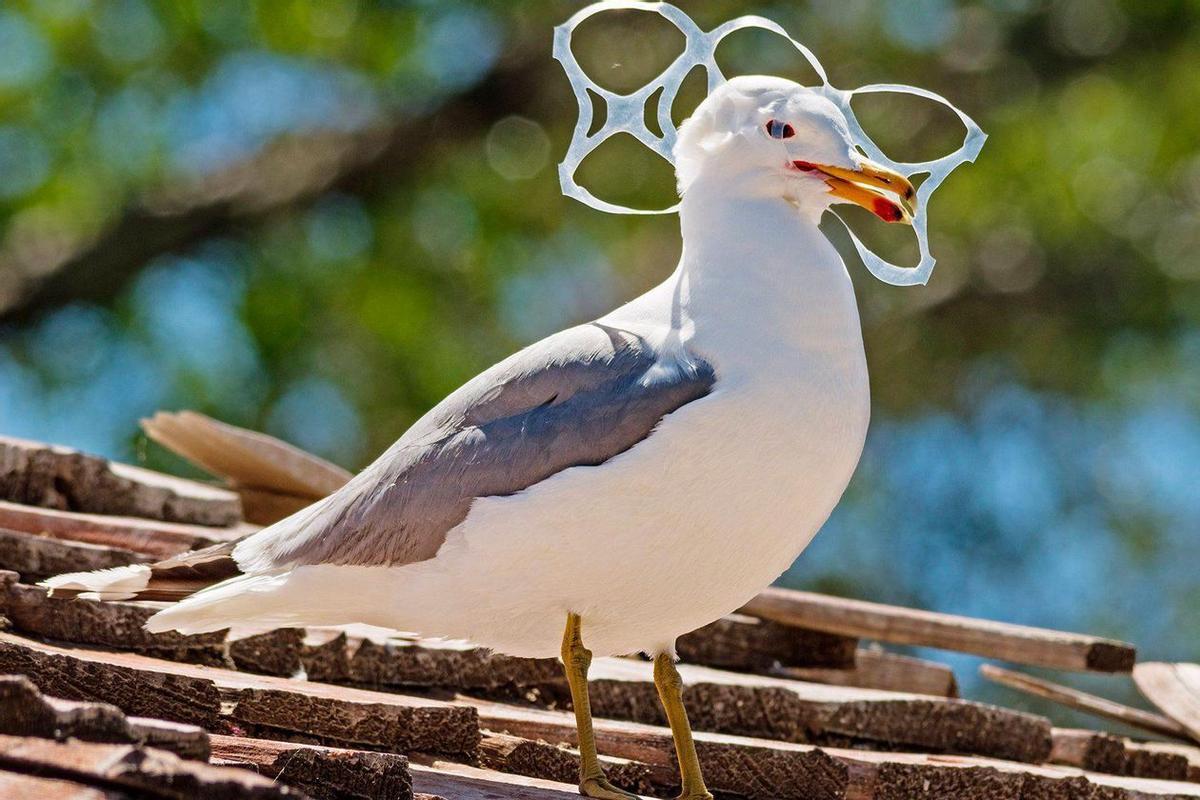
[
  {"xmin": 677, "ymin": 613, "xmax": 857, "ymax": 671},
  {"xmin": 0, "ymin": 500, "xmax": 255, "ymax": 558},
  {"xmin": 0, "ymin": 770, "xmax": 125, "ymax": 800},
  {"xmin": 0, "ymin": 634, "xmax": 222, "ymax": 727},
  {"xmin": 294, "ymin": 623, "xmax": 1041, "ymax": 760},
  {"xmin": 0, "ymin": 566, "xmax": 15, "ymax": 609},
  {"xmin": 320, "ymin": 634, "xmax": 565, "ymax": 698},
  {"xmin": 580, "ymin": 657, "xmax": 1050, "ymax": 762},
  {"xmin": 1126, "ymin": 742, "xmax": 1200, "ymax": 783},
  {"xmin": 0, "ymin": 735, "xmax": 301, "ymax": 799},
  {"xmin": 0, "ymin": 436, "xmax": 242, "ymax": 527},
  {"xmin": 743, "ymin": 587, "xmax": 1137, "ymax": 672},
  {"xmin": 982, "ymin": 664, "xmax": 1193, "ymax": 742},
  {"xmin": 142, "ymin": 411, "xmax": 351, "ymax": 499},
  {"xmin": 782, "ymin": 647, "xmax": 959, "ymax": 697},
  {"xmin": 209, "ymin": 734, "xmax": 413, "ymax": 800},
  {"xmin": 476, "ymin": 705, "xmax": 846, "ymax": 800},
  {"xmin": 1125, "ymin": 744, "xmax": 1194, "ymax": 783},
  {"xmin": 298, "ymin": 619, "xmax": 853, "ymax": 704},
  {"xmin": 1052, "ymin": 727, "xmax": 1128, "ymax": 775},
  {"xmin": 471, "ymin": 699, "xmax": 1200, "ymax": 800},
  {"xmin": 0, "ymin": 631, "xmax": 479, "ymax": 756},
  {"xmin": 5, "ymin": 581, "xmax": 303, "ymax": 675},
  {"xmin": 305, "ymin": 626, "xmax": 1043, "ymax": 761},
  {"xmin": 230, "ymin": 688, "xmax": 474, "ymax": 755},
  {"xmin": 0, "ymin": 675, "xmax": 209, "ymax": 761},
  {"xmin": 4, "ymin": 582, "xmax": 228, "ymax": 665},
  {"xmin": 474, "ymin": 700, "xmax": 930, "ymax": 800},
  {"xmin": 477, "ymin": 732, "xmax": 656, "ymax": 796},
  {"xmin": 410, "ymin": 761, "xmax": 595, "ymax": 800},
  {"xmin": 300, "ymin": 628, "xmax": 354, "ymax": 682},
  {"xmin": 0, "ymin": 528, "xmax": 149, "ymax": 582},
  {"xmin": 228, "ymin": 627, "xmax": 305, "ymax": 676},
  {"xmin": 236, "ymin": 486, "xmax": 316, "ymax": 525},
  {"xmin": 1052, "ymin": 728, "xmax": 1192, "ymax": 782},
  {"xmin": 843, "ymin": 749, "xmax": 1200, "ymax": 800},
  {"xmin": 1135, "ymin": 663, "xmax": 1200, "ymax": 745}
]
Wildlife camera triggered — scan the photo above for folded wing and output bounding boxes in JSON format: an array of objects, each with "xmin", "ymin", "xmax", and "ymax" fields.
[{"xmin": 234, "ymin": 322, "xmax": 716, "ymax": 572}]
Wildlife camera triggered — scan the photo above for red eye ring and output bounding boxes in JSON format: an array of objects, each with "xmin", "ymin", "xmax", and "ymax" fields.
[{"xmin": 766, "ymin": 119, "xmax": 795, "ymax": 139}]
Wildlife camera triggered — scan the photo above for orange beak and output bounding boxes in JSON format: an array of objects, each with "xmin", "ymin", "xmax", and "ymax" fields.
[{"xmin": 792, "ymin": 158, "xmax": 916, "ymax": 224}]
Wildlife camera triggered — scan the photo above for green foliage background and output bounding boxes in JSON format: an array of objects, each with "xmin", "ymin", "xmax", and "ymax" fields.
[{"xmin": 0, "ymin": 0, "xmax": 1196, "ymax": 719}]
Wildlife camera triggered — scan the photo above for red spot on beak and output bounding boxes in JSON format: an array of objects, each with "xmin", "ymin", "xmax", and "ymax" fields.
[
  {"xmin": 791, "ymin": 160, "xmax": 817, "ymax": 172},
  {"xmin": 872, "ymin": 197, "xmax": 904, "ymax": 223}
]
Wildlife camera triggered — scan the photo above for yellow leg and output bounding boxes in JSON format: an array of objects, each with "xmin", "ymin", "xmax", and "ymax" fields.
[
  {"xmin": 653, "ymin": 652, "xmax": 713, "ymax": 800},
  {"xmin": 561, "ymin": 613, "xmax": 637, "ymax": 800}
]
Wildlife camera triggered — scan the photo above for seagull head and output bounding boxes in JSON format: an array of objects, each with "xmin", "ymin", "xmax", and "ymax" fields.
[{"xmin": 674, "ymin": 75, "xmax": 915, "ymax": 224}]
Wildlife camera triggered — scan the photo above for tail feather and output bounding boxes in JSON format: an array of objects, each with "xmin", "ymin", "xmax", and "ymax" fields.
[
  {"xmin": 41, "ymin": 540, "xmax": 242, "ymax": 603},
  {"xmin": 42, "ymin": 409, "xmax": 355, "ymax": 635},
  {"xmin": 145, "ymin": 565, "xmax": 409, "ymax": 636},
  {"xmin": 41, "ymin": 564, "xmax": 153, "ymax": 601},
  {"xmin": 143, "ymin": 572, "xmax": 290, "ymax": 635}
]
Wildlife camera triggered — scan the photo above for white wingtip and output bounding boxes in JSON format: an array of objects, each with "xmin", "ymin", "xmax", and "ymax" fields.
[
  {"xmin": 40, "ymin": 564, "xmax": 151, "ymax": 601},
  {"xmin": 143, "ymin": 603, "xmax": 231, "ymax": 635}
]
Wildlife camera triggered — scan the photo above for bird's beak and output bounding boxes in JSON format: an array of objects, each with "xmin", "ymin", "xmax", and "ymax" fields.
[{"xmin": 792, "ymin": 158, "xmax": 916, "ymax": 224}]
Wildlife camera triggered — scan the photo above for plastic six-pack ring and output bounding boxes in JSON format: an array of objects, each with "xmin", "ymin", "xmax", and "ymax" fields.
[{"xmin": 554, "ymin": 1, "xmax": 986, "ymax": 286}]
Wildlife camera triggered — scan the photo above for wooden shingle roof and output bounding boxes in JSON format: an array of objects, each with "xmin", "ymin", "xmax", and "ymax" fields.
[{"xmin": 1, "ymin": 422, "xmax": 1198, "ymax": 799}]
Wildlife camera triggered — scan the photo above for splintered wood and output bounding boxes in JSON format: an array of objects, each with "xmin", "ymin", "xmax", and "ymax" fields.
[
  {"xmin": 0, "ymin": 526, "xmax": 150, "ymax": 581},
  {"xmin": 0, "ymin": 674, "xmax": 210, "ymax": 760},
  {"xmin": 209, "ymin": 735, "xmax": 414, "ymax": 800},
  {"xmin": 1051, "ymin": 728, "xmax": 1195, "ymax": 782},
  {"xmin": 0, "ymin": 632, "xmax": 480, "ymax": 756},
  {"xmin": 0, "ymin": 735, "xmax": 299, "ymax": 799},
  {"xmin": 0, "ymin": 500, "xmax": 254, "ymax": 559},
  {"xmin": 1, "ymin": 583, "xmax": 1044, "ymax": 760},
  {"xmin": 982, "ymin": 664, "xmax": 1193, "ymax": 742},
  {"xmin": 579, "ymin": 657, "xmax": 1050, "ymax": 762},
  {"xmin": 1135, "ymin": 664, "xmax": 1200, "ymax": 745},
  {"xmin": 1, "ymin": 425, "xmax": 1196, "ymax": 800},
  {"xmin": 743, "ymin": 586, "xmax": 1137, "ymax": 672},
  {"xmin": 142, "ymin": 411, "xmax": 351, "ymax": 523},
  {"xmin": 784, "ymin": 646, "xmax": 959, "ymax": 697}
]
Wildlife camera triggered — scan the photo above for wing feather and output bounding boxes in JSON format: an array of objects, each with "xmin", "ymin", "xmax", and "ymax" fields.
[{"xmin": 234, "ymin": 322, "xmax": 715, "ymax": 571}]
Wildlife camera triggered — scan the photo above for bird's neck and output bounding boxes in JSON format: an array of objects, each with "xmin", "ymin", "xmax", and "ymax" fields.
[{"xmin": 674, "ymin": 188, "xmax": 857, "ymax": 349}]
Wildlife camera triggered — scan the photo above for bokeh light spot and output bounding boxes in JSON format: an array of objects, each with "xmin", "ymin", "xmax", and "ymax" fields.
[
  {"xmin": 0, "ymin": 11, "xmax": 50, "ymax": 89},
  {"xmin": 1051, "ymin": 0, "xmax": 1128, "ymax": 58},
  {"xmin": 883, "ymin": 0, "xmax": 955, "ymax": 52},
  {"xmin": 412, "ymin": 188, "xmax": 479, "ymax": 262},
  {"xmin": 418, "ymin": 8, "xmax": 501, "ymax": 91},
  {"xmin": 267, "ymin": 377, "xmax": 365, "ymax": 466},
  {"xmin": 306, "ymin": 195, "xmax": 375, "ymax": 264},
  {"xmin": 486, "ymin": 116, "xmax": 551, "ymax": 181},
  {"xmin": 0, "ymin": 126, "xmax": 51, "ymax": 199},
  {"xmin": 93, "ymin": 0, "xmax": 166, "ymax": 65}
]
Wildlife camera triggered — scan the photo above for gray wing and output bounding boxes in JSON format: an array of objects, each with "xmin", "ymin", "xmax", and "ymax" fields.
[{"xmin": 235, "ymin": 322, "xmax": 716, "ymax": 571}]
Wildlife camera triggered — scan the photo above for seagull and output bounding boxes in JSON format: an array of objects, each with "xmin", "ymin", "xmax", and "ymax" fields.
[{"xmin": 47, "ymin": 76, "xmax": 916, "ymax": 800}]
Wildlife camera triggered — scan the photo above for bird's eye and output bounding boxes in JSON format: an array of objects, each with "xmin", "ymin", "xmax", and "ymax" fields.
[{"xmin": 765, "ymin": 119, "xmax": 795, "ymax": 139}]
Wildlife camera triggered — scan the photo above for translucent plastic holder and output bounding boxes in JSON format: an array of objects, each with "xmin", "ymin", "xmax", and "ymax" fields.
[{"xmin": 553, "ymin": 0, "xmax": 986, "ymax": 286}]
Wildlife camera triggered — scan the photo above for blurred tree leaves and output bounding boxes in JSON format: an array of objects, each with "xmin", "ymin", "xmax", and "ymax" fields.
[{"xmin": 0, "ymin": 0, "xmax": 1197, "ymax": 697}]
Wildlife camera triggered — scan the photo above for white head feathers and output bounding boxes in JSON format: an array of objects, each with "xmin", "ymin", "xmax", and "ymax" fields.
[{"xmin": 674, "ymin": 77, "xmax": 858, "ymax": 196}]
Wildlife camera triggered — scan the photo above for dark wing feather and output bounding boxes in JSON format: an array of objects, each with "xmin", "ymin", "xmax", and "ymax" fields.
[{"xmin": 236, "ymin": 322, "xmax": 715, "ymax": 571}]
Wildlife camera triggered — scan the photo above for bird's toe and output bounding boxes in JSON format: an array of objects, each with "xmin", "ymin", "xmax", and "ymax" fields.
[{"xmin": 579, "ymin": 776, "xmax": 639, "ymax": 799}]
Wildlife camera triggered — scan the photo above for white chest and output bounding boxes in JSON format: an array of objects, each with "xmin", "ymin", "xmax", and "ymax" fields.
[{"xmin": 435, "ymin": 200, "xmax": 872, "ymax": 657}]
